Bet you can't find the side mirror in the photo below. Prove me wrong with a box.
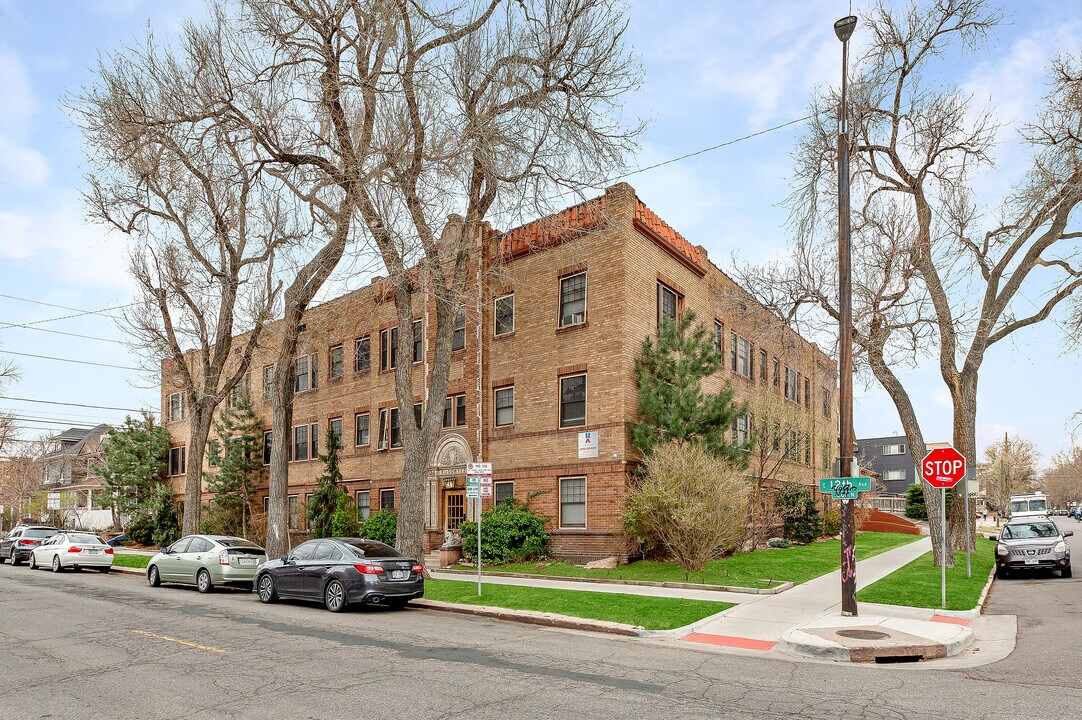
[281,555,291,564]
[1064,531,1074,538]
[160,546,172,554]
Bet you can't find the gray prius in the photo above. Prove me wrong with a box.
[147,535,268,592]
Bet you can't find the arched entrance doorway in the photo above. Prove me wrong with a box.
[427,433,474,546]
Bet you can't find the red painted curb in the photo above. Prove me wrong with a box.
[931,615,971,626]
[681,632,776,651]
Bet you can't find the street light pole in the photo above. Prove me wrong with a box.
[835,14,858,617]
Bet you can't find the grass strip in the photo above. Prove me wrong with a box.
[856,537,996,611]
[489,532,921,589]
[112,554,151,569]
[423,578,732,630]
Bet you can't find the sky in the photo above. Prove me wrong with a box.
[0,0,1080,466]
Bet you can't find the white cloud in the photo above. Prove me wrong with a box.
[0,48,49,188]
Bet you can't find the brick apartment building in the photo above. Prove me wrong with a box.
[162,183,838,561]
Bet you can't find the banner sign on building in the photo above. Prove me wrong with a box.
[578,431,599,459]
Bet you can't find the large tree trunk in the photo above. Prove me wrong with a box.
[949,372,979,553]
[266,316,303,559]
[183,401,213,536]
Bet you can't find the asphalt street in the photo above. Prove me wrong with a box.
[1,530,1079,720]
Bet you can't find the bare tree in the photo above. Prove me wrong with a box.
[207,0,641,559]
[1042,445,1082,509]
[76,35,304,535]
[980,433,1040,525]
[738,0,1082,565]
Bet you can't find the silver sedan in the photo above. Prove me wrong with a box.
[29,532,115,573]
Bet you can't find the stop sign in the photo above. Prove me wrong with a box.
[921,447,966,488]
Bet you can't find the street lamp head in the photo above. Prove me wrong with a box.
[834,15,857,43]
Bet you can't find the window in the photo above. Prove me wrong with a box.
[494,387,514,427]
[772,358,780,388]
[494,294,514,336]
[263,365,274,399]
[329,418,342,447]
[759,350,768,383]
[559,272,587,327]
[804,378,810,408]
[229,374,251,408]
[443,394,467,428]
[330,345,344,380]
[732,414,750,445]
[883,443,906,456]
[784,429,802,462]
[310,422,318,457]
[356,491,371,520]
[355,413,370,446]
[288,495,298,529]
[822,388,832,418]
[380,327,398,371]
[446,492,466,530]
[168,446,186,476]
[377,408,402,449]
[292,424,309,462]
[560,477,586,528]
[884,469,907,482]
[452,309,466,351]
[294,353,318,393]
[412,320,423,363]
[380,488,395,511]
[413,402,423,429]
[784,366,800,402]
[730,333,752,378]
[168,392,184,422]
[355,336,371,372]
[495,481,514,505]
[263,431,272,465]
[713,320,723,356]
[657,282,679,327]
[559,374,586,428]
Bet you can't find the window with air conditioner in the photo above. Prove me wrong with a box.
[559,272,586,328]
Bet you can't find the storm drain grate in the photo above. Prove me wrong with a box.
[874,655,922,664]
[835,629,890,640]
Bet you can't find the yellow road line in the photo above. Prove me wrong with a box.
[131,630,225,653]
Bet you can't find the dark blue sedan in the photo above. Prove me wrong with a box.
[254,538,424,612]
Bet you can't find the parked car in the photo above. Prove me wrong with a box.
[146,535,267,592]
[254,538,424,613]
[993,517,1073,579]
[0,526,59,565]
[105,534,129,547]
[28,532,114,573]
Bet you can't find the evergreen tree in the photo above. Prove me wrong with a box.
[904,483,928,520]
[205,392,264,538]
[150,484,180,547]
[308,424,345,538]
[330,493,360,537]
[93,412,172,526]
[628,311,747,467]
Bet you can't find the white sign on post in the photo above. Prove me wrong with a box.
[465,461,493,596]
[47,492,61,511]
[578,431,599,458]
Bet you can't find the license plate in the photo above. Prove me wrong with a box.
[390,570,407,579]
[86,550,100,555]
[239,558,257,566]
[1025,558,1039,565]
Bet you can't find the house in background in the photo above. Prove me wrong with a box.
[856,435,916,496]
[40,424,113,530]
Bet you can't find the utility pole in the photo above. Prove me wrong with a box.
[834,13,858,617]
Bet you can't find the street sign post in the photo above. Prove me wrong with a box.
[921,447,966,608]
[466,462,492,596]
[47,492,61,511]
[818,476,872,500]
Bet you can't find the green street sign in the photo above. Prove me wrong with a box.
[818,476,872,500]
[466,476,480,499]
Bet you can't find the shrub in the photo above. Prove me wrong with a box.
[623,442,749,576]
[904,483,928,520]
[126,514,155,546]
[150,485,180,547]
[461,501,549,563]
[821,508,842,537]
[330,493,360,538]
[776,482,821,544]
[358,509,397,547]
[767,537,789,549]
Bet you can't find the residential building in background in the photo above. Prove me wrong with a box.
[40,424,113,530]
[856,435,917,495]
[161,184,838,561]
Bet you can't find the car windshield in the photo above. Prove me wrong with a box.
[341,540,400,558]
[68,534,103,544]
[1002,522,1059,540]
[25,528,57,539]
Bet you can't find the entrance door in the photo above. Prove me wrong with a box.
[444,490,466,534]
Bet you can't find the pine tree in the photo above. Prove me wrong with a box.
[628,311,747,467]
[93,412,172,526]
[308,424,346,538]
[205,392,263,537]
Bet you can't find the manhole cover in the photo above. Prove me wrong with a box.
[836,629,890,640]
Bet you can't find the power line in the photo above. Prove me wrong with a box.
[0,395,159,414]
[7,417,100,428]
[0,320,128,345]
[0,349,144,372]
[0,301,138,331]
[0,293,125,317]
[0,407,125,422]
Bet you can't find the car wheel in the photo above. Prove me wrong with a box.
[324,580,347,613]
[1063,566,1073,578]
[28,553,37,570]
[51,555,62,573]
[256,574,278,604]
[196,569,213,594]
[147,565,161,587]
[10,552,21,566]
[98,567,110,574]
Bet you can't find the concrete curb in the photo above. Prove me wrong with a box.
[435,568,790,595]
[778,615,973,663]
[868,562,997,620]
[412,599,642,637]
[112,565,146,575]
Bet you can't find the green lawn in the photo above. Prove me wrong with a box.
[488,532,921,589]
[423,578,732,630]
[856,537,996,611]
[112,554,151,569]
